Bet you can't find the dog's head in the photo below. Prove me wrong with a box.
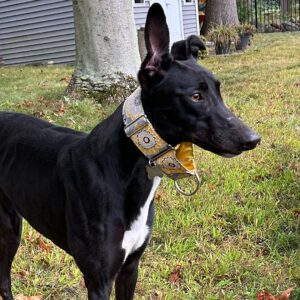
[138,4,260,157]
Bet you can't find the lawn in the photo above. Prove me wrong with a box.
[0,32,299,300]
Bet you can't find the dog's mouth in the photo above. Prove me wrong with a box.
[219,152,242,158]
[192,139,243,158]
[206,147,243,158]
[191,130,260,158]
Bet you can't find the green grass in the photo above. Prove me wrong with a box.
[0,32,299,300]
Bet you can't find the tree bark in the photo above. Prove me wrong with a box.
[201,0,240,35]
[280,0,290,16]
[71,0,140,95]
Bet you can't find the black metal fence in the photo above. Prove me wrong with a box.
[237,0,300,32]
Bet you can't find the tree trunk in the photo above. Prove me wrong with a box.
[280,0,290,16]
[201,0,240,35]
[71,0,140,97]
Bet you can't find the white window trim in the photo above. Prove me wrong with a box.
[195,0,200,35]
[133,0,146,6]
[183,0,195,5]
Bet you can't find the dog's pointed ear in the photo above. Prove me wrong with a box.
[139,3,171,91]
[143,3,170,73]
[171,35,206,60]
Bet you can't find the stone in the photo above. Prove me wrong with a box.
[281,21,300,31]
[264,25,277,33]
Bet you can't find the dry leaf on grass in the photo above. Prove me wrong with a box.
[277,288,294,300]
[168,265,182,287]
[155,192,162,201]
[257,291,277,300]
[36,236,51,252]
[257,287,293,300]
[15,270,27,284]
[59,100,65,115]
[60,76,71,82]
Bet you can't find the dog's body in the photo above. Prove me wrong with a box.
[0,4,260,300]
[0,107,155,299]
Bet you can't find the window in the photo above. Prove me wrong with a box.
[184,0,194,4]
[134,0,145,4]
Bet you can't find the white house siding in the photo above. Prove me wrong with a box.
[134,1,199,40]
[0,0,75,65]
[134,3,150,30]
[182,2,199,38]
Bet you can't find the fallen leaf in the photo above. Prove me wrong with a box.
[209,184,216,190]
[16,270,27,284]
[59,100,65,115]
[18,270,27,277]
[155,192,162,201]
[60,76,71,82]
[257,287,293,300]
[257,291,277,300]
[277,288,294,300]
[36,236,51,252]
[168,265,182,287]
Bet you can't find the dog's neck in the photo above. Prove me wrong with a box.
[80,103,154,222]
[85,104,149,180]
[122,88,197,181]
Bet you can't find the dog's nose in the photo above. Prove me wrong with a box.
[242,133,261,150]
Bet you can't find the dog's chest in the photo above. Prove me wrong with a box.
[122,177,161,261]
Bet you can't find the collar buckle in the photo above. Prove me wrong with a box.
[149,144,174,162]
[124,115,149,137]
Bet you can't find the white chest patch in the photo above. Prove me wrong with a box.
[122,176,161,262]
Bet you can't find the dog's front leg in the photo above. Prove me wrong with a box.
[115,257,139,300]
[115,244,147,300]
[85,276,113,300]
[72,255,114,300]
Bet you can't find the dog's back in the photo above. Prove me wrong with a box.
[0,112,87,250]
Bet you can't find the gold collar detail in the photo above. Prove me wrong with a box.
[123,88,199,193]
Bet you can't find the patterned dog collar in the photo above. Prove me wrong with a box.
[123,88,199,189]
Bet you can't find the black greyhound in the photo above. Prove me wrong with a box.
[0,4,260,300]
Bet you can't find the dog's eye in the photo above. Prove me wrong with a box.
[191,93,202,102]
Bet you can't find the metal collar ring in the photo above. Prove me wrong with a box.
[174,173,201,196]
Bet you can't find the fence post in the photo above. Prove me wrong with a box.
[254,0,258,29]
